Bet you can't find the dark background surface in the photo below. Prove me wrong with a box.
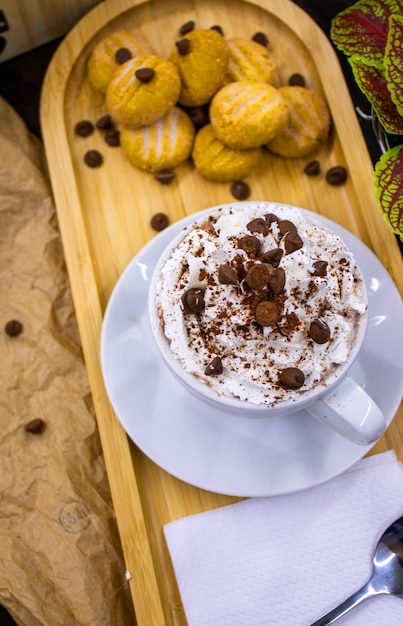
[0,1,398,624]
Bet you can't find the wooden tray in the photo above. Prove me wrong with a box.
[40,1,403,624]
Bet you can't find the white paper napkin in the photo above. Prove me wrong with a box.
[164,450,403,626]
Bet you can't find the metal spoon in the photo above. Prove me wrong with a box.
[309,516,403,625]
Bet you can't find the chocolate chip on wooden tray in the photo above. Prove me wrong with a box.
[251,31,269,47]
[74,120,94,137]
[150,212,170,230]
[154,171,176,185]
[304,160,320,176]
[288,72,306,86]
[95,114,113,130]
[104,129,120,146]
[5,319,23,336]
[210,24,224,35]
[231,180,250,200]
[25,418,46,434]
[326,165,347,185]
[179,20,195,35]
[84,149,103,168]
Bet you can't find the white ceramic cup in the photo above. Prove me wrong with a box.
[148,203,386,446]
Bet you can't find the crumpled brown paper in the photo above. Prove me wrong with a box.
[0,96,136,626]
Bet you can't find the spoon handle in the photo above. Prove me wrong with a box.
[308,581,375,625]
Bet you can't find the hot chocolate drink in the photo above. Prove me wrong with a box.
[153,202,367,406]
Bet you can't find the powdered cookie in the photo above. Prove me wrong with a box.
[192,124,260,182]
[225,38,278,85]
[87,30,153,94]
[169,29,229,106]
[106,55,181,127]
[266,86,330,158]
[120,107,195,172]
[210,81,288,149]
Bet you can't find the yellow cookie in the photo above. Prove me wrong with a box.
[266,86,331,157]
[87,30,153,94]
[225,38,278,85]
[192,124,261,182]
[120,107,195,172]
[169,29,229,106]
[210,81,289,150]
[106,55,181,127]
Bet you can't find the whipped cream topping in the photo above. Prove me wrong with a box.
[154,203,367,405]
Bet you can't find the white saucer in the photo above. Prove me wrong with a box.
[100,207,403,497]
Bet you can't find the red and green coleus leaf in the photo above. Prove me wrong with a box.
[349,57,403,133]
[374,145,403,239]
[331,0,402,67]
[385,14,403,116]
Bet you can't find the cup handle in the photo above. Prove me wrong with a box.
[307,377,386,445]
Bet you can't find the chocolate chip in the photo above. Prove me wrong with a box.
[176,38,191,55]
[188,106,209,127]
[309,318,331,344]
[84,150,103,167]
[252,32,269,47]
[237,235,261,257]
[205,356,223,376]
[246,264,270,289]
[5,319,23,337]
[279,367,305,389]
[255,301,280,327]
[278,219,297,237]
[231,180,250,200]
[311,260,328,277]
[218,264,238,285]
[154,170,176,185]
[268,267,286,295]
[150,212,170,231]
[247,218,269,236]
[283,231,304,254]
[326,165,347,185]
[288,72,306,86]
[264,213,279,226]
[179,20,195,35]
[304,160,320,176]
[259,248,283,267]
[135,67,155,83]
[104,129,120,146]
[95,114,113,130]
[181,288,205,313]
[210,24,224,36]
[115,47,132,64]
[74,120,94,137]
[25,418,46,434]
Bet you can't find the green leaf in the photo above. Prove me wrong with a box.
[385,14,403,116]
[374,145,403,239]
[331,0,402,67]
[349,57,403,133]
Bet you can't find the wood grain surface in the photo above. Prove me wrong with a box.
[40,1,403,624]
